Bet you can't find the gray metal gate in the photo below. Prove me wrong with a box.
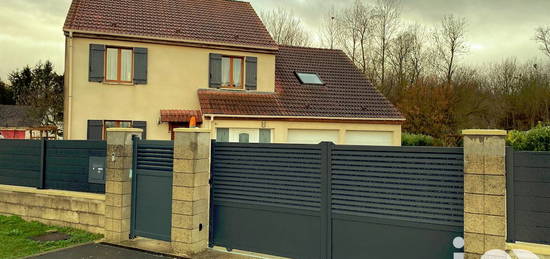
[210,142,464,259]
[507,148,550,245]
[131,139,174,241]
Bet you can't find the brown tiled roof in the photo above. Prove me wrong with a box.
[198,46,404,120]
[64,0,277,49]
[160,110,203,123]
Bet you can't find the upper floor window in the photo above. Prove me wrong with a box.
[106,47,133,83]
[209,54,257,90]
[221,56,243,88]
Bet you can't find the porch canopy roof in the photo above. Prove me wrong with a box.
[160,110,203,123]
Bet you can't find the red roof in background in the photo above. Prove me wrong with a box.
[160,110,203,123]
[64,0,277,49]
[199,46,404,120]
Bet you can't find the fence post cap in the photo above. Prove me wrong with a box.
[106,128,143,133]
[173,128,211,133]
[462,129,507,136]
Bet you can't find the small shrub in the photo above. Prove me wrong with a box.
[402,133,436,146]
[507,123,550,151]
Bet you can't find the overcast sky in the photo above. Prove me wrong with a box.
[0,0,549,81]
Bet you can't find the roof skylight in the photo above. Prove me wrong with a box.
[295,72,324,85]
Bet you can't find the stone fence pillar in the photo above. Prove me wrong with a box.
[104,128,142,243]
[462,129,507,259]
[171,128,211,256]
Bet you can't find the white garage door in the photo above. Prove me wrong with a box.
[345,131,393,146]
[287,129,339,144]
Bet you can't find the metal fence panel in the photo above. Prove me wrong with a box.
[210,142,465,259]
[45,140,106,193]
[0,140,41,187]
[0,139,106,193]
[508,149,550,245]
[211,142,323,259]
[330,145,464,259]
[131,139,173,242]
[331,145,464,227]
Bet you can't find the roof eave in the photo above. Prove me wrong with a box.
[63,29,279,53]
[202,113,406,123]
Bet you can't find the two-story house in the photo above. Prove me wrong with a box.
[63,0,404,145]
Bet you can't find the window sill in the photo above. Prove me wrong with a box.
[102,81,135,86]
[220,87,245,91]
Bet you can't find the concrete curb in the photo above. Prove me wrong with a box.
[100,242,188,259]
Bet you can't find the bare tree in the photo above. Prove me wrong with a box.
[320,7,341,49]
[407,24,430,83]
[339,0,375,72]
[535,26,550,58]
[432,14,468,84]
[339,2,362,63]
[260,9,311,47]
[388,29,414,88]
[488,58,519,95]
[372,0,401,87]
[356,1,375,73]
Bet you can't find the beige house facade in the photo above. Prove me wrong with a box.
[63,0,404,145]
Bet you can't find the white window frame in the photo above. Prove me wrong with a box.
[229,128,259,143]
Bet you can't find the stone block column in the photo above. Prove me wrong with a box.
[104,128,142,243]
[171,128,211,256]
[462,129,507,258]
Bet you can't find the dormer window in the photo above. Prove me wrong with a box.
[209,54,257,90]
[295,72,324,85]
[221,56,244,88]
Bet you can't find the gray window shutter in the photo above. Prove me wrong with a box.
[209,53,222,88]
[216,128,229,142]
[132,121,147,139]
[245,57,257,90]
[259,129,271,143]
[133,48,148,84]
[89,44,105,82]
[87,120,103,140]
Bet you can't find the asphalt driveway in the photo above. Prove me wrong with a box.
[28,243,258,259]
[28,243,178,259]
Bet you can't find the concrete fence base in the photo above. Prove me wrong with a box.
[0,184,105,234]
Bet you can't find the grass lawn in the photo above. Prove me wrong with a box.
[0,215,103,259]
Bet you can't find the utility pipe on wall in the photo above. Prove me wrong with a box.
[66,31,74,139]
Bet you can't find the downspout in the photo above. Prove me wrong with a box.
[66,31,74,139]
[210,115,215,139]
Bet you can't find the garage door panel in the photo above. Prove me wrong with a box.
[345,131,393,146]
[287,129,339,144]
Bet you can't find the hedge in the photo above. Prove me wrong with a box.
[402,133,439,146]
[507,123,550,151]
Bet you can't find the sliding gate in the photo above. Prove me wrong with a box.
[210,142,464,259]
[130,139,174,241]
